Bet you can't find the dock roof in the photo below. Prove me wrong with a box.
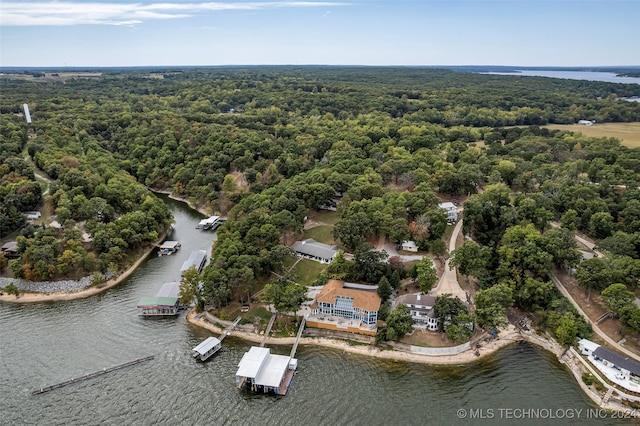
[236,346,270,379]
[156,282,180,298]
[136,296,178,307]
[180,250,207,273]
[160,241,181,249]
[192,337,221,355]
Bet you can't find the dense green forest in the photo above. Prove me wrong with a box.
[1,67,640,341]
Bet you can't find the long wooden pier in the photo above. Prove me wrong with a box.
[32,355,154,395]
[290,315,307,359]
[219,316,242,342]
[260,313,278,347]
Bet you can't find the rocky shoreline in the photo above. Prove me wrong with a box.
[0,276,96,293]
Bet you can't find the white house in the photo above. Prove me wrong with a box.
[292,239,338,264]
[578,339,640,393]
[438,202,458,223]
[401,240,418,253]
[395,293,439,331]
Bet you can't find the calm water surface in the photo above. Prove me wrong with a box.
[0,198,631,425]
[484,70,640,85]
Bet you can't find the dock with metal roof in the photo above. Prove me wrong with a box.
[180,250,208,275]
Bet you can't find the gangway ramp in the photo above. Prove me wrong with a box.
[290,315,308,359]
[219,316,242,342]
[260,313,277,347]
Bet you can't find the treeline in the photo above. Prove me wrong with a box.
[1,67,639,309]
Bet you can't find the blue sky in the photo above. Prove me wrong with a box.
[1,0,638,67]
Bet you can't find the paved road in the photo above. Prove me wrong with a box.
[550,274,640,361]
[431,219,467,301]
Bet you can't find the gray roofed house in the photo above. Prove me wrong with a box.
[593,346,640,377]
[292,239,338,264]
[395,293,439,330]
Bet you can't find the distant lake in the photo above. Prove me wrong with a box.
[483,70,640,85]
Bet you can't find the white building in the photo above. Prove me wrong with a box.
[235,347,297,395]
[395,293,439,331]
[578,339,640,393]
[401,240,418,253]
[438,202,458,223]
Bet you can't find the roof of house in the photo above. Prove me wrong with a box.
[136,296,178,307]
[192,337,221,355]
[315,279,381,312]
[578,339,600,353]
[438,202,457,210]
[396,293,436,308]
[292,239,338,260]
[593,346,640,376]
[1,241,18,252]
[402,240,417,248]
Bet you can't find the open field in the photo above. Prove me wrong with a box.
[544,122,640,148]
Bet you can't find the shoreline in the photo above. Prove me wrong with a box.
[186,310,632,410]
[0,228,169,304]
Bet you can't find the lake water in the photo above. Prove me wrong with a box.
[0,198,628,425]
[484,70,640,85]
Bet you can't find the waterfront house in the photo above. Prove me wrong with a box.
[395,293,439,331]
[235,347,297,395]
[307,280,381,335]
[578,339,640,392]
[292,239,338,264]
[438,202,458,223]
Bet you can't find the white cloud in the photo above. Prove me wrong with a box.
[1,1,347,26]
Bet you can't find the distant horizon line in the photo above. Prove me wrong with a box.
[2,64,640,71]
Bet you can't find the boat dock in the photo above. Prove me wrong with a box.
[235,315,306,396]
[32,355,154,395]
[180,250,208,275]
[196,216,224,231]
[158,240,181,256]
[137,282,181,316]
[191,316,242,361]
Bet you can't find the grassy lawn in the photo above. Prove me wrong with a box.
[291,258,327,286]
[543,123,640,148]
[307,210,341,226]
[303,225,335,245]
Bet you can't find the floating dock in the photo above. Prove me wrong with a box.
[158,240,181,256]
[137,282,180,316]
[180,250,208,275]
[191,316,241,361]
[236,315,306,395]
[196,216,223,231]
[32,355,154,395]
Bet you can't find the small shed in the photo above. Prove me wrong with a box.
[401,240,418,252]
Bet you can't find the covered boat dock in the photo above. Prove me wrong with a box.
[180,250,208,275]
[196,216,223,231]
[192,337,222,361]
[136,296,179,316]
[158,240,181,256]
[235,347,297,395]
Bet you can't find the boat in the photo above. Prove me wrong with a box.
[158,240,181,256]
